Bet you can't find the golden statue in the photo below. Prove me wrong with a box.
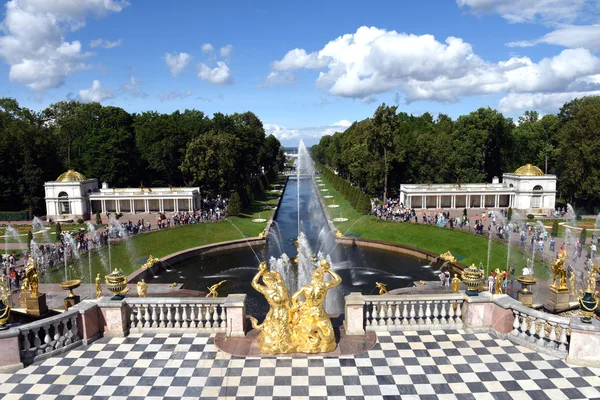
[258,229,267,239]
[95,273,102,299]
[569,271,576,295]
[375,282,389,295]
[335,228,343,238]
[25,259,39,298]
[439,251,457,265]
[452,274,461,293]
[249,262,295,354]
[290,259,342,353]
[494,269,505,294]
[0,276,9,329]
[19,279,27,307]
[206,280,227,298]
[142,255,160,270]
[137,279,148,298]
[551,252,568,290]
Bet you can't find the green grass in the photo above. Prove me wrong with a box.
[317,174,550,279]
[0,224,88,243]
[44,178,284,284]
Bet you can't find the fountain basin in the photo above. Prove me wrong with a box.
[328,205,340,208]
[333,218,348,222]
[318,184,325,186]
[323,195,334,199]
[60,279,81,297]
[321,189,329,192]
[252,218,268,223]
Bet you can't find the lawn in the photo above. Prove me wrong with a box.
[316,173,550,279]
[44,178,284,284]
[539,218,599,238]
[0,224,88,243]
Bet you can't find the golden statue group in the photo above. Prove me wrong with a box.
[250,258,341,354]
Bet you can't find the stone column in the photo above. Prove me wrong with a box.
[159,199,164,213]
[480,195,485,209]
[436,196,440,209]
[174,198,179,212]
[466,195,470,208]
[344,292,366,335]
[224,294,247,337]
[422,195,426,209]
[97,297,129,337]
[101,199,106,213]
[494,195,499,208]
[116,199,121,213]
[567,318,600,366]
[188,198,193,212]
[0,329,23,372]
[144,199,149,213]
[130,199,135,214]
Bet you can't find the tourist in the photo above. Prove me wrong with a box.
[502,270,508,291]
[550,237,556,252]
[592,243,597,258]
[440,271,445,286]
[487,273,495,292]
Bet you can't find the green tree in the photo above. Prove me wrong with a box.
[227,192,242,216]
[55,222,62,241]
[95,211,101,225]
[580,228,588,244]
[27,230,33,249]
[551,220,559,237]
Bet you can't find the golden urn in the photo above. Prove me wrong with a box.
[105,269,130,299]
[60,279,81,298]
[461,264,484,296]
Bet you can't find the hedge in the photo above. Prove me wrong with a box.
[0,210,29,221]
[317,162,372,215]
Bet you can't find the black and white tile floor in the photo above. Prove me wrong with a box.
[1,330,599,400]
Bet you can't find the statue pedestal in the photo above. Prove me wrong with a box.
[518,290,534,308]
[64,295,80,310]
[544,287,570,313]
[26,293,48,317]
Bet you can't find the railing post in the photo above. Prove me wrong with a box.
[224,294,246,337]
[71,301,101,345]
[98,297,129,337]
[0,329,23,372]
[344,292,366,335]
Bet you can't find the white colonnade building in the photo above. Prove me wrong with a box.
[45,170,201,221]
[399,164,556,216]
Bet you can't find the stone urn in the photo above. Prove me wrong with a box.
[516,275,537,308]
[579,290,598,324]
[60,279,81,310]
[461,264,484,296]
[105,269,130,300]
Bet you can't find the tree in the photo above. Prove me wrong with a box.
[227,192,242,216]
[551,220,559,237]
[27,230,33,249]
[95,211,101,225]
[580,228,588,245]
[507,207,513,223]
[55,222,62,242]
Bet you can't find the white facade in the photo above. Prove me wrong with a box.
[45,170,201,221]
[399,164,557,215]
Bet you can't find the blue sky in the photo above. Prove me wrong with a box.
[1,0,600,146]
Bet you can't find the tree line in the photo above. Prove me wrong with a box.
[310,96,600,213]
[0,98,285,216]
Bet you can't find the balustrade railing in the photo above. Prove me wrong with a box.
[362,294,464,330]
[127,297,232,333]
[510,305,570,355]
[19,309,81,364]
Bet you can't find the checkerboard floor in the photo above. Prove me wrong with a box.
[1,330,600,400]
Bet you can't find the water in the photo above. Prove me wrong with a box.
[85,222,109,273]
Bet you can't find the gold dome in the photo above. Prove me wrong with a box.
[514,164,544,176]
[56,169,87,182]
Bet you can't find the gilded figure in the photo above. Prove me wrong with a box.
[137,279,148,298]
[551,252,568,290]
[451,274,461,293]
[569,271,576,295]
[494,269,505,294]
[375,282,389,295]
[206,280,227,298]
[249,262,295,354]
[290,259,341,353]
[25,259,39,298]
[95,273,102,299]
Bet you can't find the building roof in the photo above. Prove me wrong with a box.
[514,164,544,176]
[56,169,87,182]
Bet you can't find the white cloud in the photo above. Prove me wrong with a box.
[456,0,589,23]
[197,61,232,84]
[0,0,128,91]
[78,80,113,103]
[260,71,297,88]
[265,120,352,142]
[220,44,233,58]
[90,38,121,49]
[268,26,600,114]
[164,52,191,76]
[507,25,600,51]
[159,90,192,102]
[201,43,214,53]
[123,75,146,98]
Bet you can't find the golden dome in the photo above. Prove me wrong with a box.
[56,169,87,182]
[514,164,544,176]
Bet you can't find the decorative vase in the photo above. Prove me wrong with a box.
[0,300,9,331]
[461,264,484,296]
[579,290,598,324]
[105,269,130,300]
[60,279,81,298]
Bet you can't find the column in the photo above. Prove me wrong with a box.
[144,199,149,213]
[422,196,426,209]
[451,195,456,209]
[436,196,440,209]
[130,199,135,214]
[159,199,164,213]
[494,195,499,208]
[101,200,106,213]
[188,198,193,212]
[480,195,485,209]
[116,199,120,213]
[174,198,179,212]
[466,195,470,208]
[407,196,411,208]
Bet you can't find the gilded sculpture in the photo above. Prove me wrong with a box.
[494,268,505,294]
[142,255,160,270]
[251,258,342,354]
[551,251,568,290]
[206,280,227,298]
[0,275,9,330]
[95,273,102,299]
[439,251,457,265]
[451,274,461,293]
[137,279,148,297]
[375,282,389,295]
[25,259,39,298]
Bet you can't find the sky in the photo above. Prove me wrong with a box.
[1,0,600,146]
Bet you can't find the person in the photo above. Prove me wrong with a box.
[592,243,597,258]
[444,270,450,287]
[487,273,495,292]
[502,270,508,291]
[440,271,446,286]
[550,237,556,252]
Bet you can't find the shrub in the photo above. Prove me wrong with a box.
[55,222,62,242]
[228,192,242,216]
[357,195,372,214]
[551,220,559,237]
[527,214,535,221]
[507,207,513,223]
[0,210,28,221]
[77,218,84,225]
[580,227,587,244]
[246,185,253,202]
[27,230,33,248]
[95,211,101,225]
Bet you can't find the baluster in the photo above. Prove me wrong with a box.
[151,304,158,328]
[61,321,70,347]
[176,304,183,328]
[386,302,393,326]
[448,301,455,324]
[455,301,462,323]
[137,306,144,328]
[166,304,173,328]
[199,305,206,328]
[372,302,379,326]
[409,302,416,325]
[417,302,424,324]
[393,301,401,325]
[365,302,371,327]
[439,301,447,324]
[70,316,79,342]
[130,307,137,329]
[144,305,152,328]
[378,302,387,326]
[189,304,197,328]
[159,304,166,328]
[21,330,31,352]
[548,322,558,348]
[32,327,42,353]
[43,325,52,351]
[53,322,61,349]
[220,306,227,328]
[559,324,568,351]
[432,301,439,324]
[181,304,189,328]
[537,319,547,346]
[512,312,520,336]
[425,302,432,325]
[520,315,529,339]
[528,317,537,342]
[205,305,212,328]
[212,305,219,328]
[402,302,409,325]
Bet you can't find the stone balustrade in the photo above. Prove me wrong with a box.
[509,304,570,357]
[126,295,246,335]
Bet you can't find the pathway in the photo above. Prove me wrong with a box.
[1,330,599,400]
